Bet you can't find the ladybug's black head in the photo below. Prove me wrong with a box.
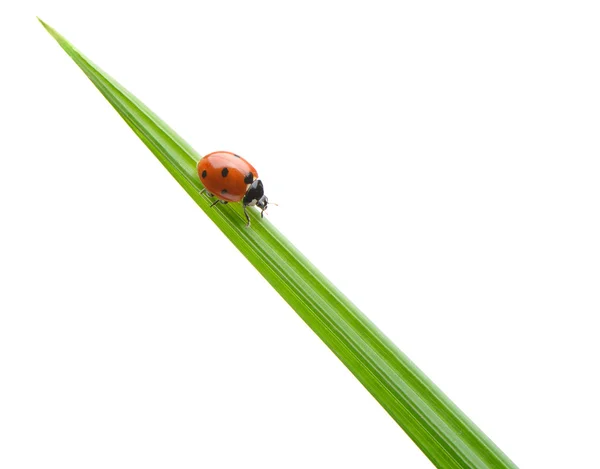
[243,179,269,217]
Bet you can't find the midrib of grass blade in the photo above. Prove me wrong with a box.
[39,19,518,469]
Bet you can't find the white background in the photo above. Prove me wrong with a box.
[1,1,599,468]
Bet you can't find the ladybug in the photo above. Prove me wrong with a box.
[197,151,269,226]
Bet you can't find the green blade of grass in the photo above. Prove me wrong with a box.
[40,19,518,469]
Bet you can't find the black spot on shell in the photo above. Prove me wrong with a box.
[221,189,228,195]
[221,167,229,177]
[244,172,254,184]
[201,170,207,178]
[234,154,241,158]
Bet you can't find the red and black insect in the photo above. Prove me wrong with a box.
[197,151,269,226]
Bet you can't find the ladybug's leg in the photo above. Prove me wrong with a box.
[210,200,228,207]
[209,199,228,208]
[243,205,251,227]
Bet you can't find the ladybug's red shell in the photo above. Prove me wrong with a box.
[197,151,258,203]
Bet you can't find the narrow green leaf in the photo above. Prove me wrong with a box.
[40,19,518,469]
